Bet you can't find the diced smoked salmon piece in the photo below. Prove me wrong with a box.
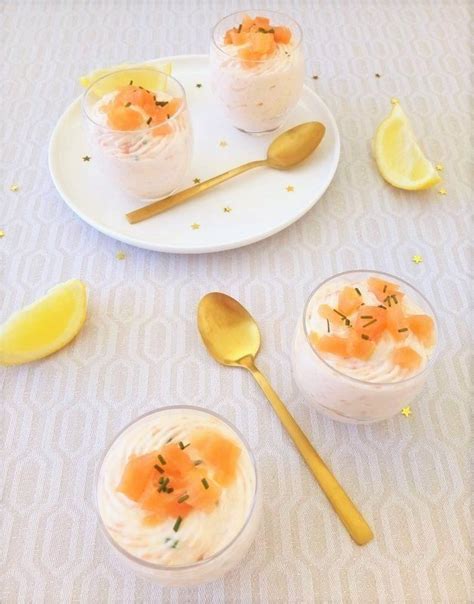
[407,315,435,347]
[367,276,404,303]
[117,452,158,501]
[348,332,376,360]
[274,26,291,43]
[353,306,387,342]
[318,304,347,326]
[392,346,422,370]
[191,429,241,486]
[314,335,349,357]
[338,286,362,317]
[386,304,409,342]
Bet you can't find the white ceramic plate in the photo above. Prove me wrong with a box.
[49,55,340,254]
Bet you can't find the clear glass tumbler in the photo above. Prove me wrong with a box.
[210,10,305,133]
[96,406,261,586]
[292,270,438,423]
[82,67,193,201]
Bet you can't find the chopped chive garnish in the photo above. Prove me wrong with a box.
[124,102,131,107]
[333,309,346,319]
[392,295,398,304]
[398,327,408,332]
[166,113,170,119]
[201,478,209,490]
[165,537,171,543]
[355,287,362,296]
[361,334,370,340]
[326,319,330,333]
[345,319,351,326]
[158,476,164,484]
[173,516,183,532]
[378,305,387,309]
[167,487,174,493]
[385,296,392,307]
[155,100,168,107]
[129,80,133,85]
[179,441,190,450]
[361,315,373,319]
[362,319,377,328]
[154,464,164,474]
[138,85,144,89]
[172,540,179,548]
[146,116,152,125]
[194,460,203,466]
[237,23,242,32]
[158,454,166,465]
[383,284,387,293]
[177,494,189,504]
[166,437,173,443]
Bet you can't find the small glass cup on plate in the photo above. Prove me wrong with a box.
[210,10,305,134]
[82,67,193,201]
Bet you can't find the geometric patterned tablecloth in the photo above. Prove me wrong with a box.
[1,1,471,602]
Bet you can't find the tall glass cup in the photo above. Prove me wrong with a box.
[210,10,305,133]
[82,68,193,201]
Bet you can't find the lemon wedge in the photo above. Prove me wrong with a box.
[0,279,87,366]
[373,102,441,190]
[79,61,172,97]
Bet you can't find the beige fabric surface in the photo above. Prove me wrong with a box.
[1,1,471,602]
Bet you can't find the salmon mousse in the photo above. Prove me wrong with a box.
[292,271,437,423]
[82,69,192,200]
[210,11,305,133]
[97,407,261,586]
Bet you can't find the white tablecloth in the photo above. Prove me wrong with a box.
[1,1,471,602]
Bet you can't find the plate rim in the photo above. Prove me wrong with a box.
[48,53,340,254]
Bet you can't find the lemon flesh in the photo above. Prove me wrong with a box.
[374,103,441,190]
[80,61,172,97]
[0,279,87,366]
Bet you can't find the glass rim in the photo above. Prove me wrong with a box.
[95,404,259,572]
[302,269,439,387]
[81,67,187,133]
[210,8,303,62]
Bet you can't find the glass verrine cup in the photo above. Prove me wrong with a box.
[82,68,193,201]
[210,10,305,134]
[96,406,261,586]
[292,270,438,424]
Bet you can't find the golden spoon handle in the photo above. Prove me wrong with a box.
[126,159,267,224]
[243,359,374,546]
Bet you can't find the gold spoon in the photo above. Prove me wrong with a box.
[126,121,325,224]
[197,292,374,546]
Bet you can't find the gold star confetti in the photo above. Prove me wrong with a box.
[193,177,201,184]
[191,222,200,230]
[391,97,399,105]
[219,140,228,148]
[437,188,447,195]
[286,185,295,192]
[375,73,381,78]
[223,206,232,213]
[401,406,412,417]
[82,155,91,162]
[412,254,423,264]
[115,251,126,260]
[10,184,19,192]
[435,163,443,171]
[196,83,202,88]
[312,75,319,80]
[0,230,5,238]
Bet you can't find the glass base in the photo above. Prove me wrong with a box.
[235,124,281,136]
